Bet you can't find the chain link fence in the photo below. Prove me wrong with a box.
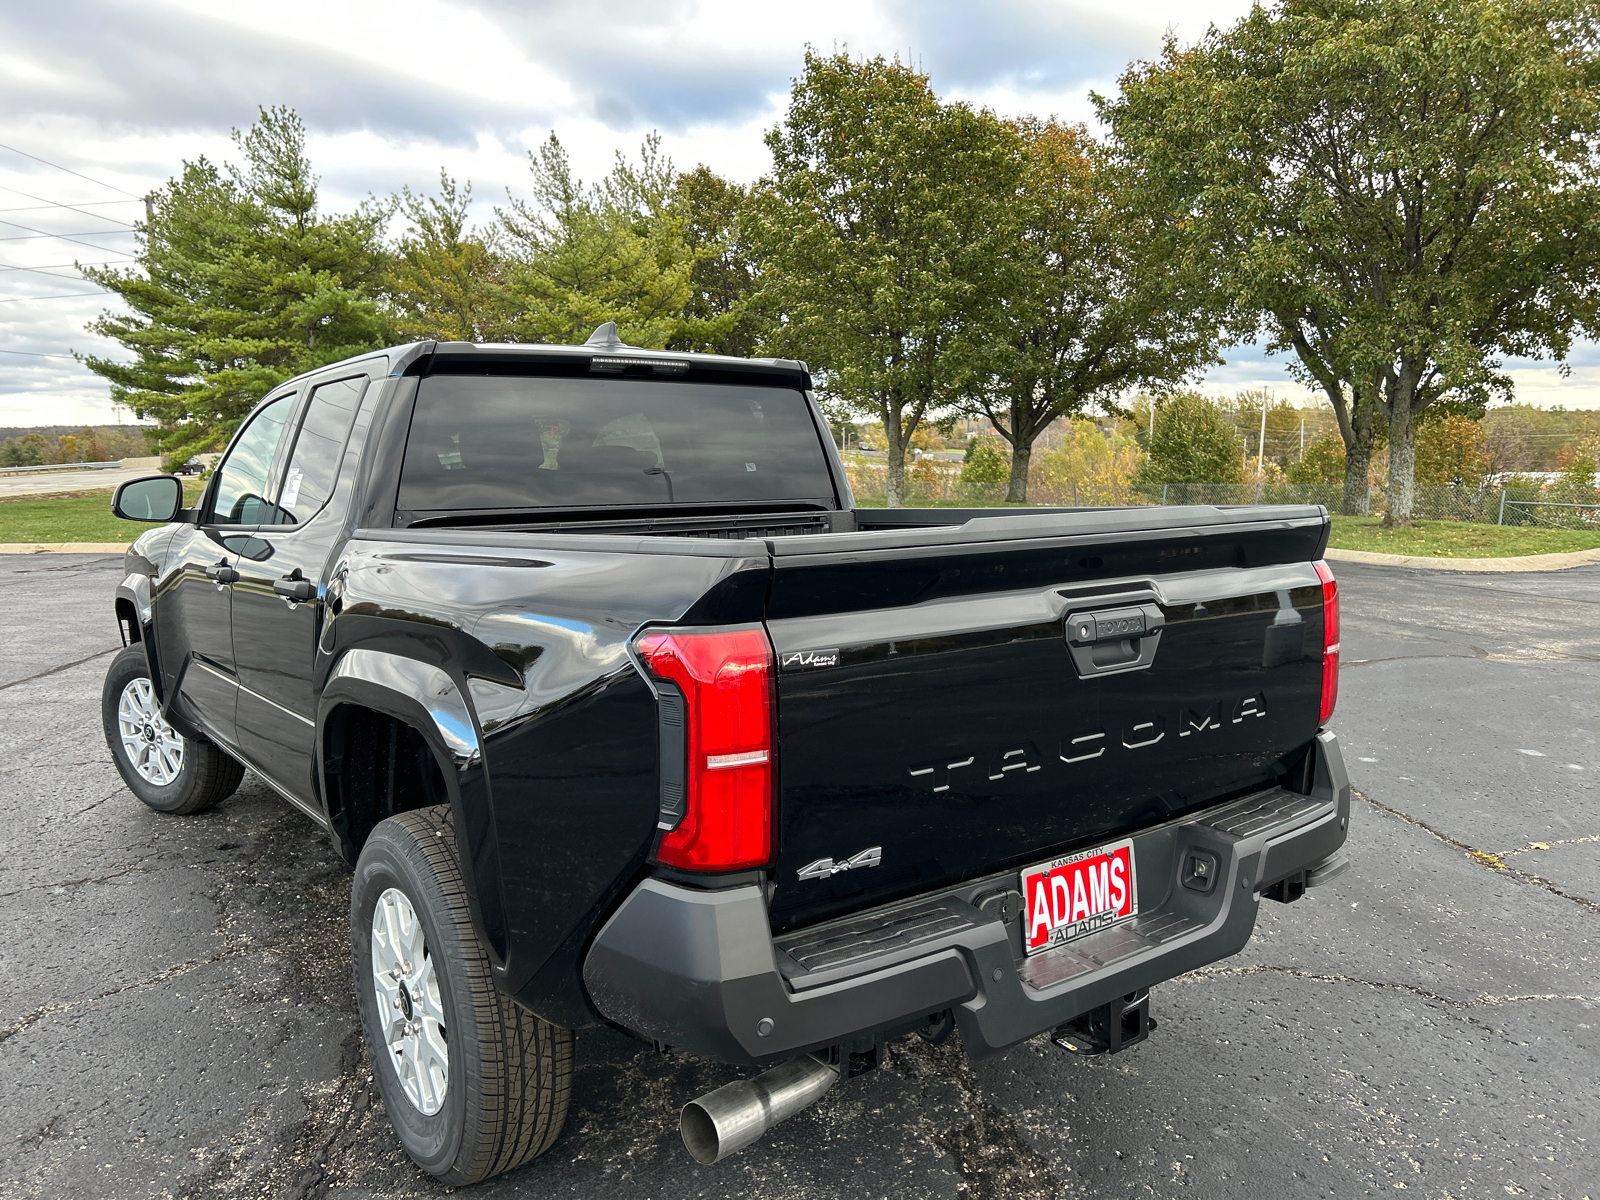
[845,461,1600,528]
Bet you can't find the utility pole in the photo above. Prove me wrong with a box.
[1256,392,1269,480]
[1299,417,1305,459]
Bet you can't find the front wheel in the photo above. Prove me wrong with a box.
[101,645,244,815]
[352,807,573,1185]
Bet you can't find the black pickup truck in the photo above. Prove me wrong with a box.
[102,327,1349,1184]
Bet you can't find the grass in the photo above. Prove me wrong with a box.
[0,484,203,544]
[857,497,1599,557]
[1325,516,1600,558]
[7,487,1595,558]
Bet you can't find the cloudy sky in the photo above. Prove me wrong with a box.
[2,0,1597,428]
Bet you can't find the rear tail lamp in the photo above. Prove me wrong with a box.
[635,627,774,871]
[1313,560,1340,725]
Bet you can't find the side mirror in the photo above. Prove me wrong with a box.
[111,475,184,523]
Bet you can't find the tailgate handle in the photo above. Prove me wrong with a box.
[1065,603,1165,676]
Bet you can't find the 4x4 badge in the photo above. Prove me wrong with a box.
[797,846,882,881]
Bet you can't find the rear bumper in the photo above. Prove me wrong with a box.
[582,730,1350,1066]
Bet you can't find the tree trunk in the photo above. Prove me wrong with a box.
[1006,440,1032,503]
[1382,382,1418,527]
[1341,397,1375,516]
[884,404,907,509]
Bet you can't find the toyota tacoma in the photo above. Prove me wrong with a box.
[103,326,1350,1183]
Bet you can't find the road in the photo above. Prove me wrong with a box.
[1,553,1595,1199]
[0,467,159,500]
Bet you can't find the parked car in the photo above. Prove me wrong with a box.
[104,325,1349,1184]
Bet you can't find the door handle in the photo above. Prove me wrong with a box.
[272,575,317,603]
[1065,603,1165,676]
[204,561,239,584]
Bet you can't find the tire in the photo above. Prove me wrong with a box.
[352,806,573,1185]
[101,644,245,815]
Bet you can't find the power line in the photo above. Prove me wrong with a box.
[0,200,138,215]
[0,259,136,273]
[0,348,131,364]
[0,290,112,304]
[0,220,135,253]
[0,141,142,199]
[0,184,136,229]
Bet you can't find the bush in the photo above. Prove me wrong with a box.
[960,437,1011,484]
[1135,393,1244,484]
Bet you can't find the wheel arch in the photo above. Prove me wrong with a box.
[319,647,509,963]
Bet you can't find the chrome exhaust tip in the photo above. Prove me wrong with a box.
[680,1055,840,1164]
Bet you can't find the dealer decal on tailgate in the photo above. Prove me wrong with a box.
[1022,838,1137,955]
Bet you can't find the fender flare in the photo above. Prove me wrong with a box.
[114,572,161,696]
[318,647,510,961]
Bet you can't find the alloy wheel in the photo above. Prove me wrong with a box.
[371,887,450,1115]
[117,676,184,786]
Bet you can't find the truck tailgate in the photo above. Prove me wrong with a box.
[762,506,1330,932]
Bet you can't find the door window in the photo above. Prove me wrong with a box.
[268,376,367,525]
[206,395,294,526]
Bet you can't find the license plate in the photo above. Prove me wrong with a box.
[1021,837,1138,956]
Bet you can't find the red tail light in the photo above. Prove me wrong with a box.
[635,627,774,871]
[1314,560,1340,725]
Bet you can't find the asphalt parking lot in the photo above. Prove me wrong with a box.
[1,553,1595,1199]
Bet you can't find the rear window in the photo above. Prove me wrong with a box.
[397,376,836,516]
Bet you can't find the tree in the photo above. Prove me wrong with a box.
[387,172,511,342]
[1134,392,1246,484]
[669,166,767,357]
[81,108,392,464]
[1413,414,1490,486]
[968,120,1221,502]
[497,134,692,348]
[1287,430,1350,485]
[960,437,1011,486]
[1103,0,1600,524]
[751,52,1021,506]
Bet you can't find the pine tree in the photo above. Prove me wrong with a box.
[81,107,393,465]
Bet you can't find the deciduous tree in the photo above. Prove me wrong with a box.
[1103,0,1600,523]
[751,52,1020,506]
[969,120,1221,502]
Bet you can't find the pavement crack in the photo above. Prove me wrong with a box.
[1500,832,1600,857]
[1179,963,1600,1009]
[0,858,165,898]
[1354,788,1600,915]
[0,645,119,692]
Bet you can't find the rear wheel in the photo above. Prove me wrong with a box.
[352,806,573,1185]
[101,645,244,815]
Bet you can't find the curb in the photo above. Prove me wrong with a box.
[1325,546,1600,573]
[0,543,130,555]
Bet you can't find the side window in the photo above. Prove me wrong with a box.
[206,395,294,526]
[269,376,367,525]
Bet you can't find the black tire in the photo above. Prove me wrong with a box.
[101,644,245,815]
[352,806,573,1185]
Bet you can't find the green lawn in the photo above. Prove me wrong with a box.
[0,484,203,544]
[1326,516,1600,557]
[7,489,1595,558]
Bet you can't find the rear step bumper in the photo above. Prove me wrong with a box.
[583,730,1350,1066]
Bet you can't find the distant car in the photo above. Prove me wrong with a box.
[172,458,204,475]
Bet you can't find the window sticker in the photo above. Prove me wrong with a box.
[437,433,464,470]
[745,463,758,472]
[280,467,304,510]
